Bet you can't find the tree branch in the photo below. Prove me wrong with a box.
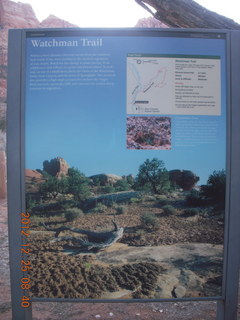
[41,222,124,251]
[135,0,240,29]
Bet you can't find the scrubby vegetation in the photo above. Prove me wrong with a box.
[27,159,226,300]
[27,157,226,223]
[141,212,159,229]
[183,208,200,217]
[162,204,177,215]
[65,208,83,221]
[115,205,128,215]
[135,158,173,194]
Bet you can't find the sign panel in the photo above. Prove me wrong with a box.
[10,29,231,304]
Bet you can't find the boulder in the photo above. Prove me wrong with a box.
[90,173,122,186]
[43,157,69,178]
[169,169,200,191]
[172,285,187,298]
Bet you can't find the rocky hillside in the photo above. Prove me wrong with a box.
[0,0,77,198]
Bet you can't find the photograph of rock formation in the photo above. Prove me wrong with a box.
[127,117,171,150]
[26,156,225,300]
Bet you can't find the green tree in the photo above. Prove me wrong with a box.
[39,176,61,199]
[135,158,170,194]
[57,177,69,194]
[67,168,91,203]
[201,170,226,205]
[115,179,131,192]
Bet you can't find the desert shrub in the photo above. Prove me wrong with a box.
[115,205,128,215]
[114,179,131,192]
[136,229,145,236]
[65,208,83,221]
[107,201,118,209]
[102,185,116,194]
[158,199,169,206]
[201,170,226,206]
[26,194,37,211]
[155,194,167,200]
[142,195,156,202]
[162,204,177,215]
[129,197,141,204]
[184,208,200,216]
[141,212,158,229]
[185,189,205,207]
[31,200,77,215]
[61,200,78,210]
[91,203,108,214]
[126,175,135,186]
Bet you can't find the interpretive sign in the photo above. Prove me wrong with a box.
[7,28,240,319]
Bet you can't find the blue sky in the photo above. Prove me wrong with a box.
[25,31,227,184]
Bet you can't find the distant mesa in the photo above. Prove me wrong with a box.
[25,169,42,179]
[169,169,200,191]
[25,169,44,186]
[40,15,78,28]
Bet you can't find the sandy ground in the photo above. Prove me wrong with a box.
[0,199,239,320]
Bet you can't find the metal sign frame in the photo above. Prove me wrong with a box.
[7,28,240,320]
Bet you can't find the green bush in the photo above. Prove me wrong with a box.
[158,199,169,206]
[115,180,131,192]
[115,205,128,215]
[102,185,116,194]
[141,212,158,229]
[185,189,204,207]
[162,204,177,215]
[129,197,141,204]
[155,194,167,200]
[91,203,108,214]
[184,208,200,216]
[142,195,156,202]
[65,208,83,221]
[107,201,118,209]
[26,194,37,211]
[31,200,77,216]
[201,170,226,206]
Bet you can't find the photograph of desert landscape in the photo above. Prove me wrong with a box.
[26,156,225,300]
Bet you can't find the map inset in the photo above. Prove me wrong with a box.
[127,55,173,115]
[127,54,221,116]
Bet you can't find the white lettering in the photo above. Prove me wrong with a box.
[81,38,103,47]
[31,39,79,47]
